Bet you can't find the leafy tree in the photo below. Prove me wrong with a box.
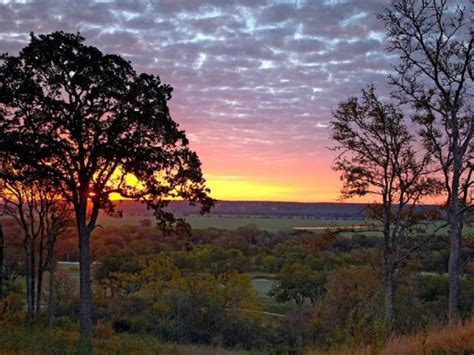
[331,87,442,332]
[270,263,326,306]
[0,32,213,341]
[182,245,248,276]
[104,253,261,347]
[314,266,385,348]
[213,271,259,311]
[94,252,140,298]
[379,0,473,324]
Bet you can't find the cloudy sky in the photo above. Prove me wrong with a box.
[0,0,398,202]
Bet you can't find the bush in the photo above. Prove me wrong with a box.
[93,321,115,339]
[52,316,78,331]
[0,292,24,322]
[314,266,386,348]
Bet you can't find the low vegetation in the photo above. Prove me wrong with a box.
[1,220,473,352]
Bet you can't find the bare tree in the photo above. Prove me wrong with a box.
[379,0,473,324]
[331,87,442,333]
[46,199,73,326]
[0,164,73,319]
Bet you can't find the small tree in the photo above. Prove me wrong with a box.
[0,32,213,342]
[331,87,442,333]
[269,263,326,306]
[0,162,73,319]
[379,0,473,324]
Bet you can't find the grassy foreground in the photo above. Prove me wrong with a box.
[1,319,473,354]
[311,320,474,355]
[0,322,243,355]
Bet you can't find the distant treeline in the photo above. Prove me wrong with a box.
[115,200,442,220]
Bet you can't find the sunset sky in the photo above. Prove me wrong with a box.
[0,0,396,202]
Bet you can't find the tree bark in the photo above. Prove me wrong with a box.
[77,194,101,350]
[36,265,43,317]
[47,254,56,327]
[448,144,462,325]
[47,229,57,327]
[78,213,93,341]
[448,205,461,325]
[384,264,394,334]
[30,242,36,316]
[36,230,46,317]
[24,240,34,319]
[382,200,394,335]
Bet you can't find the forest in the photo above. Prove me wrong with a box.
[0,0,472,354]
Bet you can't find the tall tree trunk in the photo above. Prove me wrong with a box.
[0,224,4,299]
[36,231,45,317]
[384,263,394,335]
[448,224,461,325]
[78,217,93,342]
[47,254,56,327]
[24,240,34,319]
[382,200,394,335]
[448,210,461,325]
[36,266,43,317]
[47,230,57,327]
[448,153,462,325]
[77,195,101,351]
[30,242,36,316]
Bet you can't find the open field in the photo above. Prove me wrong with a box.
[98,215,367,232]
[98,214,474,234]
[251,278,274,296]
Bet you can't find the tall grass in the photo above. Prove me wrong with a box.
[0,321,245,355]
[309,319,474,354]
[381,319,474,354]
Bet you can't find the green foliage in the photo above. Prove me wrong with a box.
[2,220,470,351]
[314,266,386,348]
[0,292,24,322]
[94,252,264,348]
[171,245,249,275]
[269,263,326,305]
[395,274,474,332]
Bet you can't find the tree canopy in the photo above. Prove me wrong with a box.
[0,31,213,228]
[0,31,213,341]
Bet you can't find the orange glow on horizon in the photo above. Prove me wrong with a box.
[203,174,341,202]
[107,165,444,204]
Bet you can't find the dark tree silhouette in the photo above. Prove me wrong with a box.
[0,160,73,319]
[331,87,442,333]
[379,0,473,324]
[0,32,213,343]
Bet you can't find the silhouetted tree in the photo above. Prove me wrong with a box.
[0,32,213,343]
[379,0,473,324]
[331,87,442,333]
[0,162,73,319]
